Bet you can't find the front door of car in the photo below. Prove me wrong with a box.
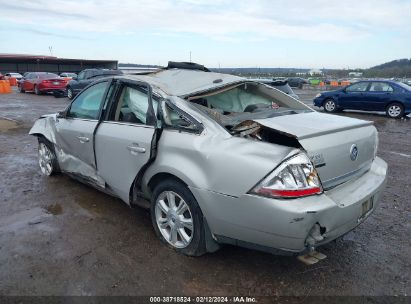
[338,82,370,109]
[94,81,157,203]
[56,80,110,170]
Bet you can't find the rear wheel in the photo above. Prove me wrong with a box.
[150,179,207,256]
[323,98,337,113]
[18,85,25,93]
[38,137,59,176]
[386,102,404,118]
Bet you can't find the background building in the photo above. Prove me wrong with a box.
[0,54,118,74]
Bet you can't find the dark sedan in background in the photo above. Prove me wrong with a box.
[250,78,299,99]
[66,68,123,99]
[18,72,67,95]
[287,77,308,88]
[313,80,411,118]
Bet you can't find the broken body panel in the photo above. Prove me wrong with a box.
[29,68,388,255]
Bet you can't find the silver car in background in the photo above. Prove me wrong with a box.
[30,62,387,256]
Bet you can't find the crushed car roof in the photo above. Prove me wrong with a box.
[120,69,244,97]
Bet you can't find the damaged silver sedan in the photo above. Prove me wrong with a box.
[30,63,388,256]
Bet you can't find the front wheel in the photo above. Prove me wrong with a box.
[67,87,74,99]
[150,179,207,256]
[323,98,337,113]
[34,85,41,95]
[386,102,404,118]
[38,137,59,176]
[18,85,25,93]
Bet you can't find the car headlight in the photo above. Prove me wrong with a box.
[315,93,322,98]
[250,153,323,198]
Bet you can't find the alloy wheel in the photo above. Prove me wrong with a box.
[67,88,73,99]
[324,100,336,112]
[38,142,54,176]
[155,191,194,248]
[387,105,402,118]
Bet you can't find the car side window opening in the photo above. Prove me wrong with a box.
[346,82,369,92]
[161,102,197,130]
[68,81,108,119]
[369,82,393,92]
[111,85,157,125]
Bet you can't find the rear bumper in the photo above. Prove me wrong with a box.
[190,157,388,254]
[38,84,67,93]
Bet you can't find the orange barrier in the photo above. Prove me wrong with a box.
[319,82,325,86]
[340,81,350,86]
[330,81,339,87]
[9,77,17,86]
[0,80,12,94]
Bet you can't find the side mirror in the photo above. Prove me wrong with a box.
[57,111,67,118]
[72,76,77,81]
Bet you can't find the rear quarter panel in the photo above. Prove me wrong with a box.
[142,129,294,198]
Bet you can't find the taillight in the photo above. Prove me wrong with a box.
[250,152,323,199]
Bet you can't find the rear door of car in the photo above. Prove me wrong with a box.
[366,82,394,111]
[56,80,112,169]
[94,80,157,203]
[339,81,370,109]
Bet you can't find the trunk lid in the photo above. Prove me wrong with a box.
[255,112,377,189]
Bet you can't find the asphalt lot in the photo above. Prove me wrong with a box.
[0,88,410,297]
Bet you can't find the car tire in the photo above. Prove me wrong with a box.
[37,137,60,176]
[34,85,41,95]
[150,179,207,256]
[386,102,404,119]
[323,98,338,113]
[67,87,74,99]
[18,85,25,93]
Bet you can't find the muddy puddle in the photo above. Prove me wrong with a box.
[0,118,19,132]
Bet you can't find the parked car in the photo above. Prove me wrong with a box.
[5,72,23,80]
[287,77,308,88]
[18,72,67,95]
[66,69,123,99]
[30,62,387,257]
[313,80,411,118]
[250,78,299,99]
[60,72,77,80]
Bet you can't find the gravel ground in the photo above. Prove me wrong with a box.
[0,88,410,298]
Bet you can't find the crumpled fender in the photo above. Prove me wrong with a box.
[29,114,59,144]
[29,114,105,189]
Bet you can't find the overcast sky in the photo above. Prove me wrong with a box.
[0,0,410,68]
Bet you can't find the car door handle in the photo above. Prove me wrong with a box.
[77,136,90,143]
[127,144,146,154]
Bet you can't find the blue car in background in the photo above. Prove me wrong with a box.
[313,80,411,118]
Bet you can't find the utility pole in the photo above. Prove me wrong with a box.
[48,46,53,56]
[189,51,192,63]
